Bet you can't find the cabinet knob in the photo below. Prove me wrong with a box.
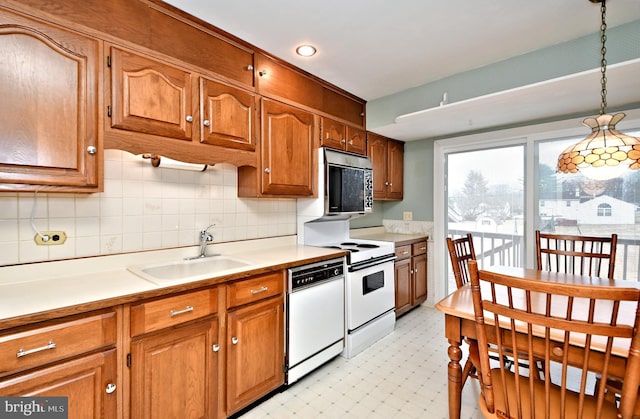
[385,181,389,186]
[259,70,267,77]
[414,268,418,273]
[246,65,254,71]
[212,344,220,352]
[232,337,239,345]
[186,115,193,122]
[105,383,116,394]
[349,140,353,145]
[87,146,97,155]
[341,139,346,144]
[264,167,271,173]
[203,119,211,127]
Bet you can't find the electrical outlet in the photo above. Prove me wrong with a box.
[403,211,413,221]
[34,231,67,246]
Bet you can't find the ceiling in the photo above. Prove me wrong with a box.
[164,0,640,141]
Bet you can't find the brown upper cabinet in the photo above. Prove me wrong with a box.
[1,0,366,193]
[0,8,101,192]
[106,46,256,166]
[367,132,404,200]
[255,53,365,128]
[321,118,367,155]
[238,99,317,197]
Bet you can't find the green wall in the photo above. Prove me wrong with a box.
[352,19,640,228]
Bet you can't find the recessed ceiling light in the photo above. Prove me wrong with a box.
[296,45,317,57]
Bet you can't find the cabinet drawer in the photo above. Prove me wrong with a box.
[412,241,428,256]
[0,310,117,376]
[130,288,217,336]
[227,272,284,308]
[395,245,412,260]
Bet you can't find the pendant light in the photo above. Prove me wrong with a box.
[556,0,640,180]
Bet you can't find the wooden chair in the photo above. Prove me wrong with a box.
[536,230,622,399]
[535,230,618,279]
[447,233,477,289]
[446,233,480,387]
[468,260,640,418]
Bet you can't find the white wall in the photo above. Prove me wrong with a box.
[0,150,297,266]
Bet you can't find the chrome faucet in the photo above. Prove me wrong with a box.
[192,224,216,259]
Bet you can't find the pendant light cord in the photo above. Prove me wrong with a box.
[599,0,608,115]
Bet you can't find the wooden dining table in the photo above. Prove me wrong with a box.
[435,265,640,419]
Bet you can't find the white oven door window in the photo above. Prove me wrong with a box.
[346,261,395,330]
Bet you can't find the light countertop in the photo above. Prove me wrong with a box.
[0,236,345,327]
[350,228,428,245]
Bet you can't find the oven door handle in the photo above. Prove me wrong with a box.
[348,255,396,272]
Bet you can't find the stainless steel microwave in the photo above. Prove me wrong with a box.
[323,148,373,216]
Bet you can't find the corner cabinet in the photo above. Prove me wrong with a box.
[0,8,101,192]
[367,132,404,200]
[238,98,317,197]
[106,46,256,167]
[394,239,428,317]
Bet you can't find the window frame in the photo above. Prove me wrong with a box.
[433,111,640,303]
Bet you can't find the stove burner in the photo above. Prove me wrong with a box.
[356,243,379,249]
[340,242,358,246]
[326,246,342,249]
[349,249,360,252]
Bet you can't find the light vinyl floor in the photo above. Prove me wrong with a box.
[240,305,483,418]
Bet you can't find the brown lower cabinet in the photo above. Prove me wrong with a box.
[130,318,219,419]
[394,239,428,317]
[128,271,285,418]
[0,270,288,418]
[0,349,118,417]
[0,309,119,417]
[226,296,284,415]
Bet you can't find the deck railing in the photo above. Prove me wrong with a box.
[448,230,640,282]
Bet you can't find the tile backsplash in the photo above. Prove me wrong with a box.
[0,150,297,266]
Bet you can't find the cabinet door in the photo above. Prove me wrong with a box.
[394,258,412,317]
[387,140,404,200]
[259,99,315,196]
[200,77,256,151]
[413,253,428,305]
[346,126,367,155]
[321,117,346,150]
[0,349,117,418]
[110,47,193,141]
[367,133,389,199]
[130,318,219,419]
[226,296,284,415]
[0,9,100,192]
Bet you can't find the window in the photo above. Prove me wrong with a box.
[445,145,525,293]
[597,203,612,217]
[435,120,640,301]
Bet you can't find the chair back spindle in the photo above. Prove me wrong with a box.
[468,260,640,418]
[447,233,477,289]
[535,230,617,279]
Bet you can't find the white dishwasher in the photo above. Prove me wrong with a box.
[286,257,345,385]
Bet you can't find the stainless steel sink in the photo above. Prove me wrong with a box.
[127,255,252,285]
